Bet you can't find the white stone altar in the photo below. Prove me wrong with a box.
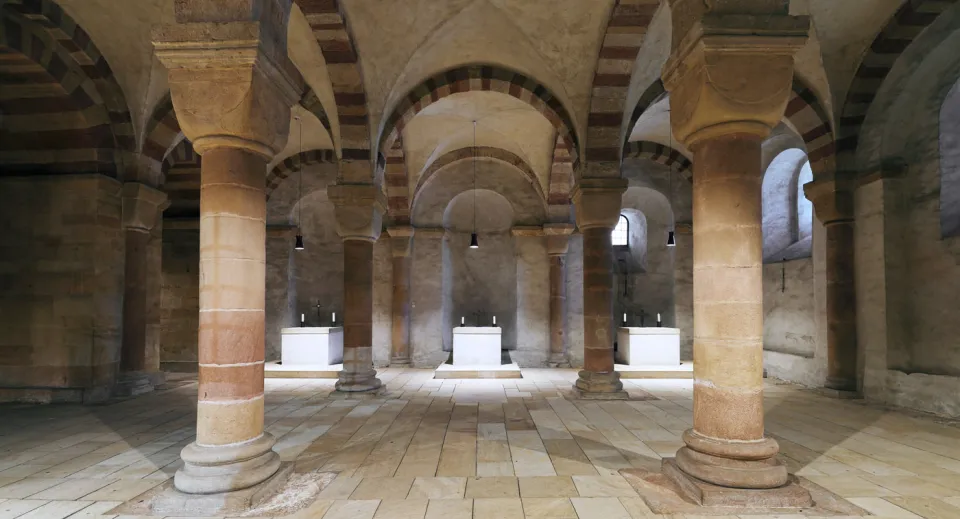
[452,327,502,366]
[616,327,681,367]
[281,327,343,366]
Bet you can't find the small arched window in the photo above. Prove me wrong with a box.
[612,214,629,246]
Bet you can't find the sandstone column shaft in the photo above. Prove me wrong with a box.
[121,229,150,372]
[690,134,765,441]
[340,239,379,388]
[330,184,384,393]
[582,227,615,373]
[824,220,857,391]
[572,179,627,397]
[391,253,412,365]
[196,148,268,446]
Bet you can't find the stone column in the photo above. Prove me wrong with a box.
[545,224,574,366]
[660,2,811,505]
[388,226,414,365]
[118,183,167,395]
[806,179,859,395]
[154,9,300,495]
[572,178,628,399]
[330,184,385,393]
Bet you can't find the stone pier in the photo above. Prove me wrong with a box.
[330,184,385,394]
[572,178,628,399]
[388,226,414,366]
[117,183,167,396]
[545,223,574,366]
[153,2,301,497]
[806,178,860,396]
[658,0,812,506]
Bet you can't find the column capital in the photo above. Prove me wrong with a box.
[122,183,168,231]
[804,177,855,225]
[329,184,386,242]
[572,178,627,231]
[387,226,414,257]
[544,223,575,256]
[662,11,808,148]
[152,21,303,159]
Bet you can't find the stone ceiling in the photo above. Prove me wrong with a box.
[47,0,922,189]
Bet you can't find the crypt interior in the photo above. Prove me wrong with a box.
[1,0,960,518]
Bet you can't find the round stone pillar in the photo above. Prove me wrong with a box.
[572,179,628,399]
[330,184,385,393]
[388,227,414,366]
[178,147,279,494]
[805,180,859,394]
[545,224,574,367]
[660,3,811,504]
[677,132,788,487]
[154,10,301,494]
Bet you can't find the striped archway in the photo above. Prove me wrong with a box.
[622,141,693,182]
[585,0,661,163]
[622,78,834,178]
[266,149,338,199]
[296,0,372,163]
[378,64,581,225]
[836,0,959,171]
[0,1,133,178]
[411,146,547,213]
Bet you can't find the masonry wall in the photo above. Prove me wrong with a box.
[160,227,199,371]
[410,233,447,367]
[761,256,824,387]
[0,175,125,403]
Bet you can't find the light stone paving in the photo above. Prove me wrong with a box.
[0,368,959,518]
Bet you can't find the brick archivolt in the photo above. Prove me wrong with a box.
[0,1,133,178]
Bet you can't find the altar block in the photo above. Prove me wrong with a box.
[452,327,502,366]
[616,327,681,367]
[281,327,343,366]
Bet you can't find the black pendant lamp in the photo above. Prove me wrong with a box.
[469,120,479,250]
[294,115,305,251]
[666,111,677,248]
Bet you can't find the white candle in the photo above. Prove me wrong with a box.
[493,316,496,325]
[300,313,304,323]
[657,313,661,321]
[461,316,465,325]
[332,312,336,323]
[623,313,627,323]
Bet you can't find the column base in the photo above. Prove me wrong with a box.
[152,462,293,516]
[816,387,862,399]
[174,434,281,495]
[329,386,387,400]
[335,368,383,394]
[547,353,570,368]
[662,458,812,508]
[113,371,165,397]
[390,356,411,367]
[823,377,860,397]
[573,370,629,399]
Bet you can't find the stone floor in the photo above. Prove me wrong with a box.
[1,368,959,518]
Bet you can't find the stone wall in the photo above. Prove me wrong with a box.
[0,175,125,403]
[761,256,823,387]
[514,235,550,366]
[565,235,585,368]
[410,233,447,367]
[160,226,199,371]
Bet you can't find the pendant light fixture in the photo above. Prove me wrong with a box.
[470,120,479,249]
[294,115,305,251]
[666,109,676,248]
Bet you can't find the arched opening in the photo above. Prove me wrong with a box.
[612,214,630,247]
[762,149,814,262]
[941,78,960,238]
